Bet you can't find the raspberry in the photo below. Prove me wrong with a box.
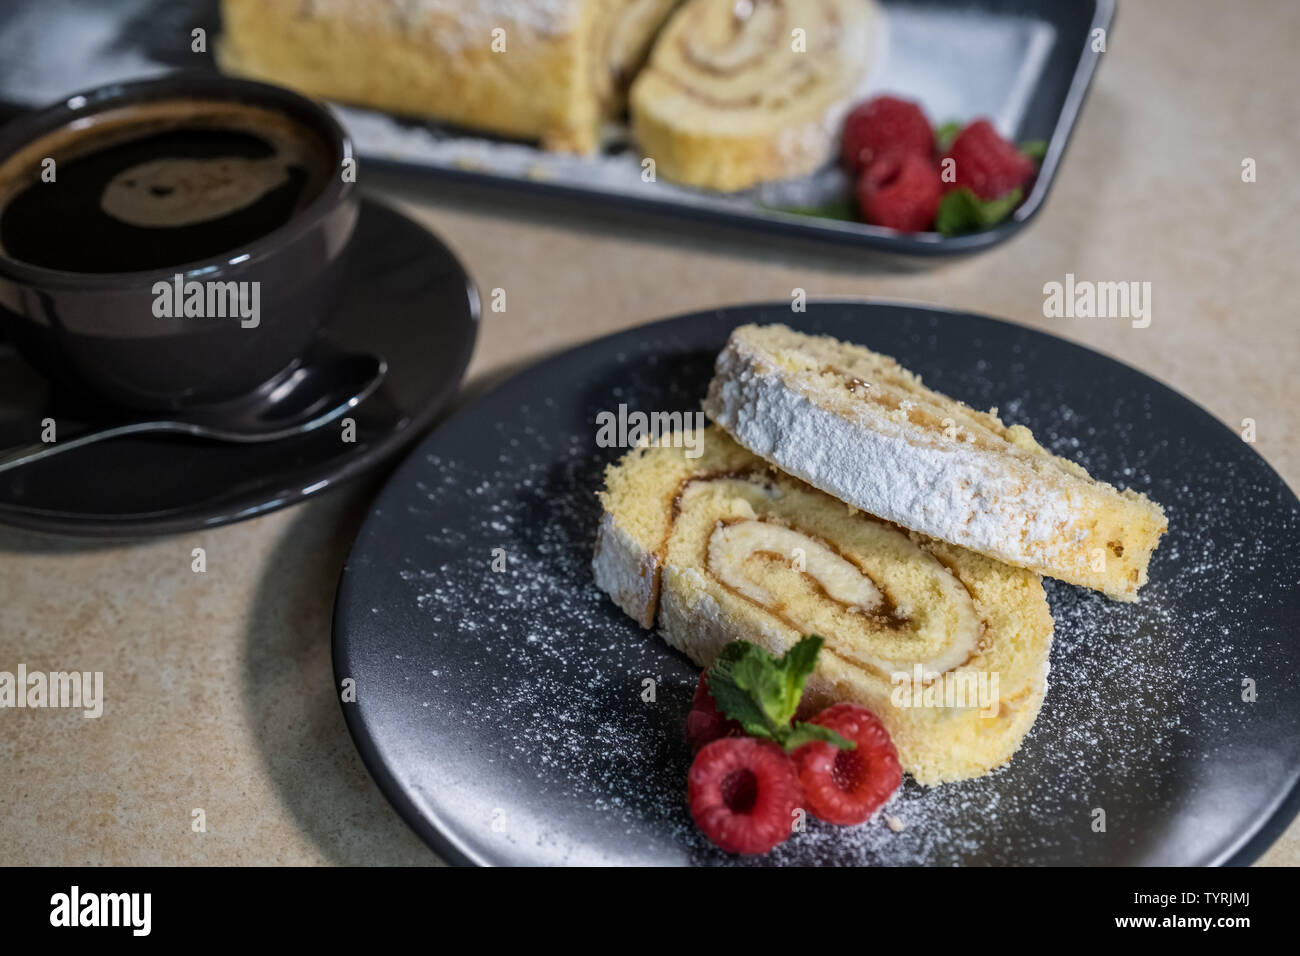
[688,737,802,854]
[841,95,935,174]
[685,672,742,752]
[792,703,902,825]
[942,119,1034,200]
[856,151,943,233]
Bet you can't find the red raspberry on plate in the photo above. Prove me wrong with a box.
[942,118,1035,200]
[688,737,802,854]
[792,703,902,825]
[841,95,935,174]
[856,151,943,233]
[685,672,742,752]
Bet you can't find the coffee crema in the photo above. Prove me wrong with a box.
[0,99,333,273]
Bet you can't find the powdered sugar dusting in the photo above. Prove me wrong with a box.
[344,308,1300,865]
[704,333,1091,572]
[300,0,578,49]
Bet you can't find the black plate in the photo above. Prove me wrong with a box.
[0,199,478,536]
[0,0,1111,257]
[334,302,1300,866]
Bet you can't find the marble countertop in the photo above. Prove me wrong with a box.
[1,0,1296,865]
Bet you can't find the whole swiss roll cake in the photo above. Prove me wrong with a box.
[593,427,1054,785]
[219,0,681,153]
[630,0,882,190]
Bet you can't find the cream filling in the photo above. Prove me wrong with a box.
[709,519,884,610]
[704,515,981,676]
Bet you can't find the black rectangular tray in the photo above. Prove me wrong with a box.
[0,0,1113,257]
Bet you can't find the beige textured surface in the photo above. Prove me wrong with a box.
[0,0,1296,865]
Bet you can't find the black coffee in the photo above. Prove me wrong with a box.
[0,100,333,273]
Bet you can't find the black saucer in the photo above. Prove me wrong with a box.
[334,302,1300,866]
[0,198,478,536]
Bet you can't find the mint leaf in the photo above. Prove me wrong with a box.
[777,635,823,720]
[935,120,962,153]
[786,721,856,751]
[706,671,777,740]
[762,198,857,222]
[935,186,1023,237]
[707,643,780,739]
[729,635,823,730]
[704,636,853,751]
[1019,139,1048,162]
[730,649,790,731]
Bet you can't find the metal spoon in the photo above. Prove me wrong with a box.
[0,352,386,474]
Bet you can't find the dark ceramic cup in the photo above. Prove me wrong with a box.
[0,73,358,411]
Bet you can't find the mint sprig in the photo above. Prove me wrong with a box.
[706,636,854,752]
[760,197,857,222]
[935,186,1023,237]
[785,722,856,750]
[935,120,963,153]
[1019,139,1049,162]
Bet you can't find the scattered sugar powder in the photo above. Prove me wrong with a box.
[368,321,1298,866]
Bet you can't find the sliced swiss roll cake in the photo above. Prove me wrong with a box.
[593,427,1054,785]
[587,0,686,121]
[703,324,1169,601]
[629,0,882,190]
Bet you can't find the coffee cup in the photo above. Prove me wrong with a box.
[0,72,358,411]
